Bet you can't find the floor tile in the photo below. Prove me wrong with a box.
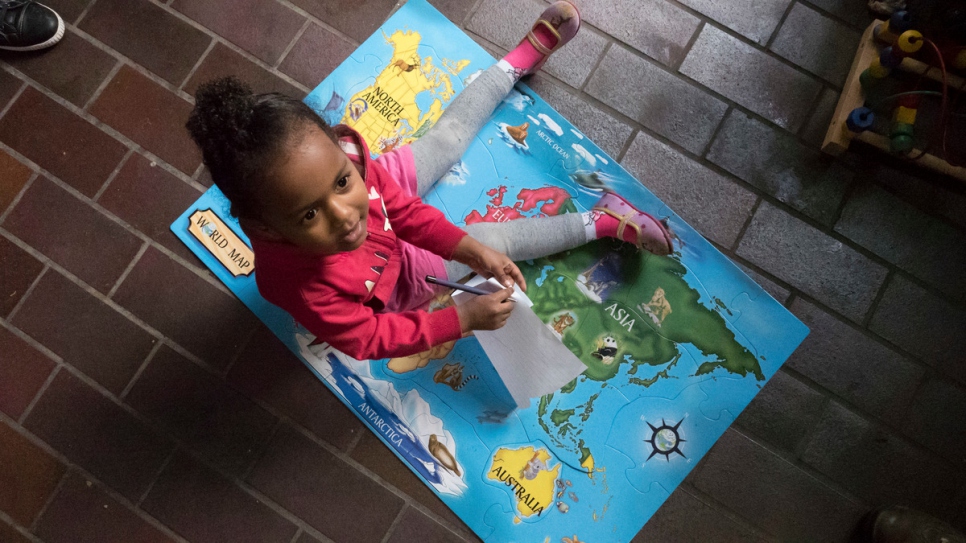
[289,0,397,44]
[734,368,827,453]
[349,431,472,536]
[737,202,888,322]
[277,23,357,90]
[3,176,144,294]
[0,30,118,107]
[735,262,791,303]
[0,86,128,197]
[23,369,174,500]
[111,246,258,370]
[0,519,31,543]
[770,2,862,86]
[141,452,298,543]
[226,323,362,451]
[126,345,278,474]
[693,428,865,541]
[428,0,474,25]
[525,75,633,158]
[78,0,211,85]
[184,43,302,97]
[385,508,464,543]
[570,0,700,66]
[35,471,175,543]
[902,378,966,466]
[788,298,923,419]
[835,182,966,301]
[0,325,55,418]
[805,0,874,29]
[0,68,23,111]
[680,25,822,131]
[800,86,840,147]
[43,0,92,24]
[621,130,758,247]
[0,419,66,526]
[469,0,608,86]
[586,44,728,153]
[0,143,32,215]
[801,401,963,524]
[89,66,201,175]
[869,274,966,385]
[247,425,405,543]
[677,0,791,44]
[97,152,203,263]
[707,110,852,225]
[866,160,966,231]
[632,486,770,542]
[0,234,43,318]
[172,0,306,65]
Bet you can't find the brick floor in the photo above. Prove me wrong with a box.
[2,0,964,542]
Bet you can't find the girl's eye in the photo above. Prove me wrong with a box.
[303,209,317,221]
[337,175,349,189]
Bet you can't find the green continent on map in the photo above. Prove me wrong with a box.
[520,239,761,457]
[341,29,468,154]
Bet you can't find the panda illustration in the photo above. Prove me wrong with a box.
[592,335,619,365]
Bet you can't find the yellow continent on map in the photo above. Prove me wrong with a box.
[487,446,559,518]
[341,29,469,155]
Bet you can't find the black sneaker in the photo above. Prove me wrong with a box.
[0,1,64,51]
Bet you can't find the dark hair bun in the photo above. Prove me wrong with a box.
[185,76,334,218]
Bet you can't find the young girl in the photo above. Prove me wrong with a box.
[186,1,673,361]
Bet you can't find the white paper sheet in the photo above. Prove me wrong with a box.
[452,276,587,408]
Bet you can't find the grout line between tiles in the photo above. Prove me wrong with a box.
[730,196,763,252]
[81,59,124,112]
[107,241,150,298]
[25,465,71,533]
[4,263,48,324]
[73,0,99,26]
[136,447,177,507]
[179,38,218,91]
[699,105,732,158]
[275,18,312,70]
[0,77,26,120]
[0,511,44,543]
[0,317,63,366]
[765,0,798,49]
[119,339,164,399]
[378,505,409,543]
[672,20,705,73]
[92,147,135,202]
[15,361,62,426]
[0,171,36,224]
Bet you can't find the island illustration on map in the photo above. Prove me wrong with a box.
[175,2,809,541]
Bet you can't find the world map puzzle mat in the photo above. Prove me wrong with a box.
[171,1,809,541]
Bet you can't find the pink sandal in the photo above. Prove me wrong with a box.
[522,1,581,76]
[593,192,674,256]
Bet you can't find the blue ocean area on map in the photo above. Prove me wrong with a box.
[172,1,809,541]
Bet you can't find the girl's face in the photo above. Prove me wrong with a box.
[256,126,369,255]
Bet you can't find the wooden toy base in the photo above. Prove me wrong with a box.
[822,20,966,182]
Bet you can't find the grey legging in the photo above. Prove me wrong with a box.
[408,64,586,281]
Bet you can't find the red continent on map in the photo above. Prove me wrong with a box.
[464,185,572,224]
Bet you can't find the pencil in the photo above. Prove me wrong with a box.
[425,275,516,301]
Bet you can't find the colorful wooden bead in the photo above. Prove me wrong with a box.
[879,46,903,68]
[874,22,895,43]
[897,30,923,53]
[893,105,917,125]
[890,11,913,33]
[846,107,874,132]
[867,57,891,78]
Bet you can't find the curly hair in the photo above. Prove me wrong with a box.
[186,77,336,219]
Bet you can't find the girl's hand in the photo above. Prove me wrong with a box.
[452,236,527,292]
[456,287,515,333]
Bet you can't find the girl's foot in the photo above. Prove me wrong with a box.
[499,1,580,80]
[586,192,674,256]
